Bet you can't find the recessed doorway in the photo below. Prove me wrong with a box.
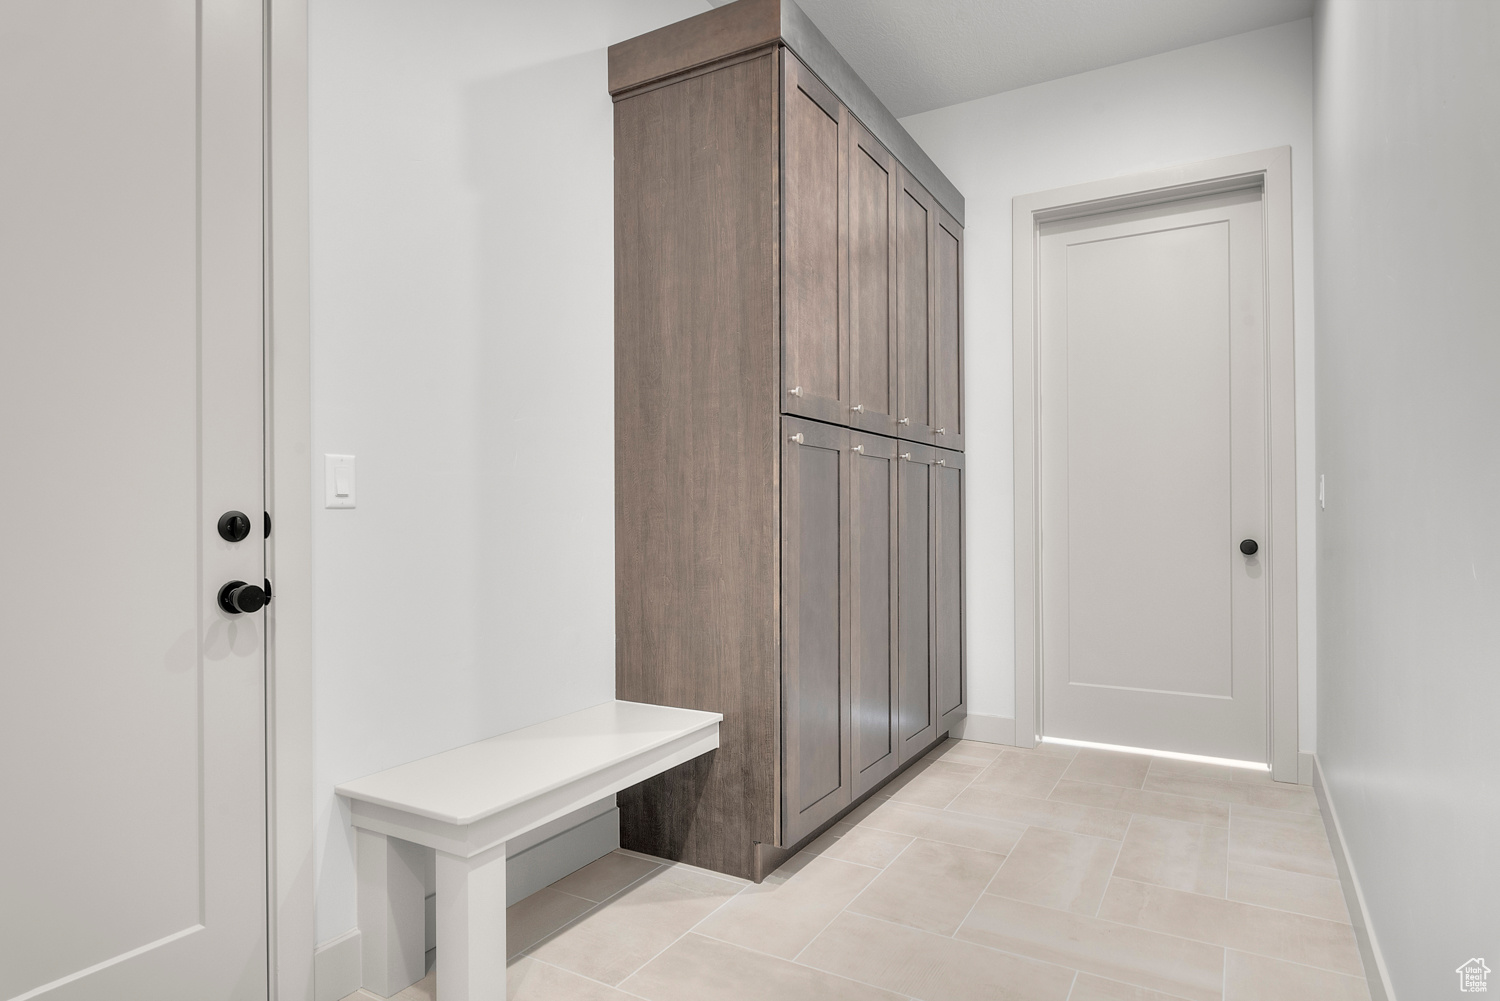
[1012,149,1300,780]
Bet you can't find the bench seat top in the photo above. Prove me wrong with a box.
[335,700,721,827]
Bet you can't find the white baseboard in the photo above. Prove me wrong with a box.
[1311,754,1398,1001]
[951,713,1017,746]
[1298,751,1315,786]
[504,803,619,905]
[313,928,362,1001]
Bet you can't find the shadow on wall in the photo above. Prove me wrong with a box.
[464,50,618,721]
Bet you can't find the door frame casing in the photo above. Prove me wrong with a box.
[1011,147,1299,781]
[267,0,316,997]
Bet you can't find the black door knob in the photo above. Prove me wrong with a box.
[218,580,269,614]
[218,510,252,542]
[1240,539,1259,556]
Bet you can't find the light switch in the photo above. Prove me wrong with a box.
[325,454,356,509]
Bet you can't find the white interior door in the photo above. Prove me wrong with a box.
[1038,187,1269,761]
[0,2,269,998]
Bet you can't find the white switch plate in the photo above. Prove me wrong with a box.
[325,454,356,509]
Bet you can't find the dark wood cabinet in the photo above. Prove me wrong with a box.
[896,170,936,445]
[934,211,964,450]
[611,0,965,881]
[897,442,937,760]
[936,448,966,726]
[848,119,899,439]
[850,430,900,797]
[782,55,847,426]
[780,417,852,844]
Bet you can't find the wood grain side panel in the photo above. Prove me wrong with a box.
[608,0,780,95]
[935,210,964,450]
[614,53,779,880]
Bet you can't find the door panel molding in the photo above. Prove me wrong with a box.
[1012,147,1298,781]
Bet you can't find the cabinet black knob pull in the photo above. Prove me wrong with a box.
[1240,539,1259,556]
[218,580,269,614]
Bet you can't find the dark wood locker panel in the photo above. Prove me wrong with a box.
[897,442,938,760]
[610,0,967,882]
[896,168,936,445]
[781,416,852,845]
[847,119,899,439]
[849,431,899,797]
[934,209,964,451]
[613,51,781,880]
[935,449,966,727]
[781,53,847,426]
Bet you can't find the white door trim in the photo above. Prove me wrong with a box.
[1012,147,1299,781]
[267,1,316,998]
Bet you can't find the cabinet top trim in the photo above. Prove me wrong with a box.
[607,0,965,225]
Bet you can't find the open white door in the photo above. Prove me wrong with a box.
[0,2,269,998]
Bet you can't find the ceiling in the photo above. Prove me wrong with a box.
[713,0,1313,118]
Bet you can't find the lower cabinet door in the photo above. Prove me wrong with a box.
[897,442,939,761]
[781,416,852,845]
[850,432,900,797]
[935,448,966,728]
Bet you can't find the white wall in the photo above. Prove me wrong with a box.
[1314,1,1500,995]
[309,0,707,944]
[899,20,1318,749]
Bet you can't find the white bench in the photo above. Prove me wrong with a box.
[335,700,721,1001]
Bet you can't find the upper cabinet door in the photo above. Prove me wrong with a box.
[934,209,964,450]
[896,168,936,444]
[781,416,853,846]
[781,53,847,426]
[846,119,899,438]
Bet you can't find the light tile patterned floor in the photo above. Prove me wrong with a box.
[342,738,1370,1001]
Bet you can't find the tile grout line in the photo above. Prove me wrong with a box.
[1046,776,1235,829]
[690,924,942,1000]
[521,955,654,1001]
[515,856,673,958]
[819,907,1085,986]
[687,918,942,1001]
[788,835,923,965]
[1074,972,1201,1001]
[1065,870,1363,925]
[601,864,757,986]
[976,884,1365,980]
[1063,968,1079,1001]
[1225,799,1233,902]
[944,825,1024,940]
[1092,813,1132,919]
[940,744,999,807]
[851,808,1022,858]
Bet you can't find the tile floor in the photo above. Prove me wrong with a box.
[341,738,1369,1001]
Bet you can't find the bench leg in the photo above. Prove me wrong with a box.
[435,840,508,1001]
[356,829,428,997]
